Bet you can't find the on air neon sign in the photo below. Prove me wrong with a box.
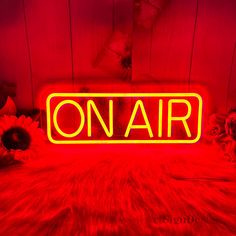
[46,93,202,144]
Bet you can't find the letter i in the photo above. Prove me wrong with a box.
[158,99,163,137]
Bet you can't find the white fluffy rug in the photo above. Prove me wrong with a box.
[0,144,235,235]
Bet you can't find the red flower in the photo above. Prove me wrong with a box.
[204,113,227,142]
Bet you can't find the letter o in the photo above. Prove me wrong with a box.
[53,100,85,138]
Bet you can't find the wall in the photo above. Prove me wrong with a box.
[0,0,236,113]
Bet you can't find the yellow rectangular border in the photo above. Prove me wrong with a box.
[46,93,202,144]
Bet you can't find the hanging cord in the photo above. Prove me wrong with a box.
[188,0,199,91]
[226,42,236,111]
[22,0,34,108]
[68,0,75,89]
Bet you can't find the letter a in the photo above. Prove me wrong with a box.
[125,100,153,138]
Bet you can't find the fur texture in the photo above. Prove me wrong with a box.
[0,144,235,235]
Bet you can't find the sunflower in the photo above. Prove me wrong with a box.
[0,115,45,162]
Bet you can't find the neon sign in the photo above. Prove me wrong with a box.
[46,93,202,144]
